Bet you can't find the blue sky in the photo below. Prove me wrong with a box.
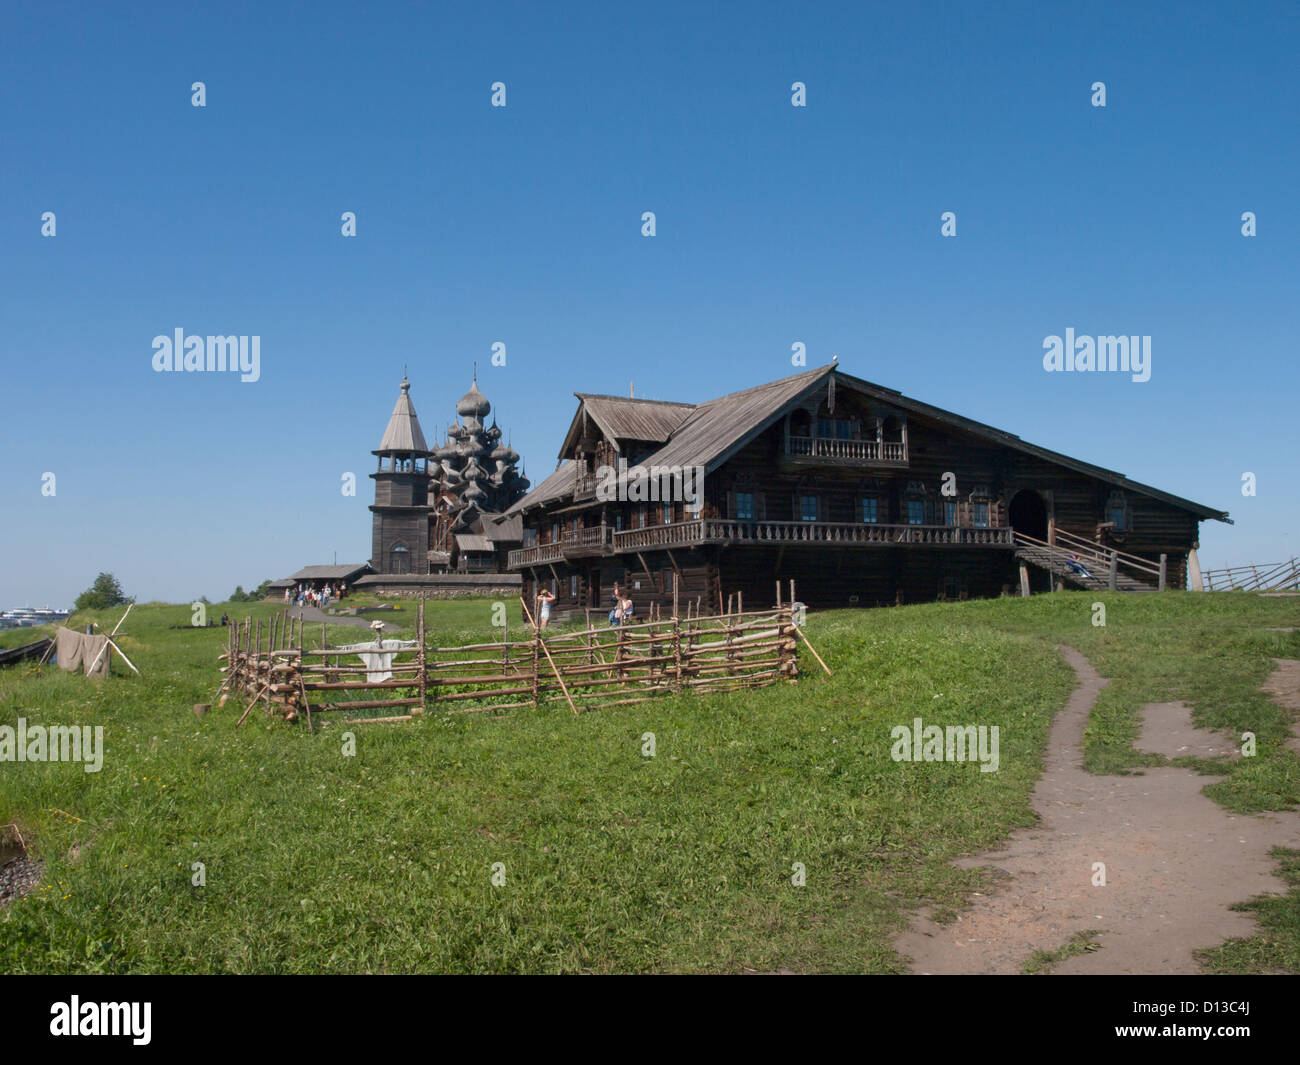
[1,1,1296,606]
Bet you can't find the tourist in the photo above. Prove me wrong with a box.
[536,587,556,629]
[1066,553,1094,580]
[283,588,291,606]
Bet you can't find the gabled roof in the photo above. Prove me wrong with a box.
[824,372,1231,522]
[485,513,523,541]
[510,363,1230,523]
[639,365,834,472]
[376,379,429,453]
[286,564,373,581]
[453,534,496,553]
[559,395,696,456]
[505,460,577,515]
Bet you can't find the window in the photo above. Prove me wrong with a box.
[800,495,819,522]
[817,417,857,439]
[861,498,879,524]
[944,500,958,527]
[550,522,560,544]
[906,500,925,525]
[1107,491,1129,531]
[973,501,990,528]
[614,513,623,532]
[570,575,579,598]
[662,502,673,525]
[523,528,538,547]
[735,492,755,521]
[389,543,410,574]
[637,505,647,528]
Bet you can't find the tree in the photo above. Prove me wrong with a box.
[229,580,274,603]
[75,572,129,612]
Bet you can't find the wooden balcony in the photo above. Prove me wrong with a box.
[510,520,1013,568]
[508,541,566,568]
[508,525,613,568]
[612,519,1013,552]
[784,436,908,466]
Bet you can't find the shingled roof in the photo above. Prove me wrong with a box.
[508,363,1230,522]
[559,395,696,455]
[505,460,577,515]
[376,378,429,453]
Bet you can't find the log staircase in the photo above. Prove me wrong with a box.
[1014,530,1162,593]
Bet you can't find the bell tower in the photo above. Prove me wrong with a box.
[370,376,432,574]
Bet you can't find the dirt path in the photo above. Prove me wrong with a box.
[1262,658,1300,756]
[895,646,1300,974]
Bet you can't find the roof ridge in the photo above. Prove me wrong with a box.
[574,393,697,408]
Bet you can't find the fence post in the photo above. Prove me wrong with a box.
[1158,554,1167,592]
[672,573,682,693]
[1108,554,1118,591]
[415,595,426,716]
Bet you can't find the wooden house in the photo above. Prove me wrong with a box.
[504,363,1230,615]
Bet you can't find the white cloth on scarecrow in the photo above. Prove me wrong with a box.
[334,639,418,682]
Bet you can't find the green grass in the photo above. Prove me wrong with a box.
[1197,848,1300,974]
[0,625,54,650]
[1022,929,1104,974]
[1,591,1297,973]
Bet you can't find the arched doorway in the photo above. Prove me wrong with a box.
[1008,489,1048,541]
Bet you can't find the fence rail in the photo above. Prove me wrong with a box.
[1203,558,1300,592]
[217,590,803,727]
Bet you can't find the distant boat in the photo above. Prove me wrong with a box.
[0,607,70,629]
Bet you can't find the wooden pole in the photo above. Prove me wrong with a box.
[1019,562,1031,598]
[415,596,426,715]
[519,596,578,716]
[1158,553,1167,592]
[84,602,133,676]
[791,624,832,677]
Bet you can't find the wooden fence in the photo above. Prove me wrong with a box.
[216,582,819,729]
[1202,558,1300,592]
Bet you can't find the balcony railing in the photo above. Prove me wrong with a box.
[508,525,613,568]
[510,520,1013,567]
[785,436,908,464]
[613,519,1012,552]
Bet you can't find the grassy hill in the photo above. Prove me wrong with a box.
[1,592,1297,973]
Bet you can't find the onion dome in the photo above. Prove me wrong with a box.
[463,482,487,504]
[456,378,491,419]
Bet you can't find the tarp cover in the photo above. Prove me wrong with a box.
[53,627,110,678]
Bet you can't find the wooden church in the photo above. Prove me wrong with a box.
[370,374,529,576]
[503,363,1230,613]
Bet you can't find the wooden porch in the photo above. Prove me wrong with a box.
[508,519,1014,568]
